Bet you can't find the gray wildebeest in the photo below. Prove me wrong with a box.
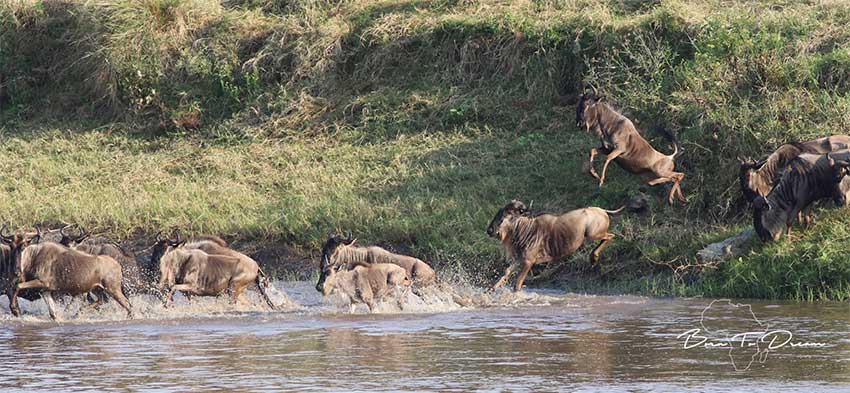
[152,232,276,309]
[315,232,435,293]
[486,200,625,292]
[318,260,411,312]
[739,135,850,202]
[12,241,133,320]
[0,226,41,314]
[576,84,685,204]
[753,151,850,242]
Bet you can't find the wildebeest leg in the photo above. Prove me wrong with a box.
[598,148,625,187]
[256,277,277,310]
[7,287,20,317]
[513,260,535,292]
[42,291,61,321]
[585,148,601,180]
[102,283,134,319]
[590,233,616,264]
[491,261,518,290]
[12,279,48,317]
[164,284,197,307]
[647,176,676,204]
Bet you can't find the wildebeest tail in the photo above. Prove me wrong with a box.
[256,268,277,310]
[602,205,627,215]
[655,126,682,158]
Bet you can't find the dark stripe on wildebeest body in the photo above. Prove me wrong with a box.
[152,231,277,309]
[739,135,850,203]
[12,241,133,320]
[315,232,436,293]
[0,226,42,315]
[486,200,628,292]
[753,151,850,242]
[575,83,685,205]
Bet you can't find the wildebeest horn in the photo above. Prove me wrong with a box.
[345,231,356,245]
[32,225,42,243]
[586,82,598,96]
[0,224,12,243]
[75,224,90,243]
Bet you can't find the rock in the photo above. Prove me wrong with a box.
[697,227,757,263]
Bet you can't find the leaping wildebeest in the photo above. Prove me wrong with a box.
[315,232,436,293]
[318,259,411,312]
[575,84,685,204]
[486,200,625,292]
[152,232,277,309]
[10,236,134,320]
[739,135,850,202]
[753,152,850,242]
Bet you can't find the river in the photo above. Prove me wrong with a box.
[1,281,848,392]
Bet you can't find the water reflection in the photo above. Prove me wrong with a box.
[1,283,848,391]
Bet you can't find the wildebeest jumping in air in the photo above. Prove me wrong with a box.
[575,83,685,204]
[486,200,627,292]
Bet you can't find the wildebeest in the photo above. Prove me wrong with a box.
[739,135,850,202]
[315,232,435,293]
[486,200,625,292]
[11,241,133,320]
[152,232,276,309]
[318,261,411,312]
[575,84,685,204]
[60,224,158,299]
[0,226,41,314]
[753,152,850,242]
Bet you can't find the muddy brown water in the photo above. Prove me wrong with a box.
[1,281,848,392]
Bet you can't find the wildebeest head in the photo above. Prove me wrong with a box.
[575,83,603,130]
[752,196,783,242]
[486,200,530,241]
[738,157,767,202]
[0,225,41,278]
[315,232,355,293]
[150,230,185,269]
[59,223,90,247]
[753,155,850,242]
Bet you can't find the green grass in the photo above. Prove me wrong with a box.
[4,0,850,299]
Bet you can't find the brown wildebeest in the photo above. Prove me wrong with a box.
[753,152,850,242]
[0,226,41,314]
[739,135,850,202]
[59,224,159,300]
[11,241,133,320]
[486,200,624,292]
[318,261,411,312]
[314,232,435,293]
[575,84,685,204]
[153,232,276,309]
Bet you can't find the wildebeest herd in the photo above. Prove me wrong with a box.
[3,83,849,320]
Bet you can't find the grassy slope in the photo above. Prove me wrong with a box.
[3,0,850,299]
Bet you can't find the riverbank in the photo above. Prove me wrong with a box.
[4,1,850,300]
